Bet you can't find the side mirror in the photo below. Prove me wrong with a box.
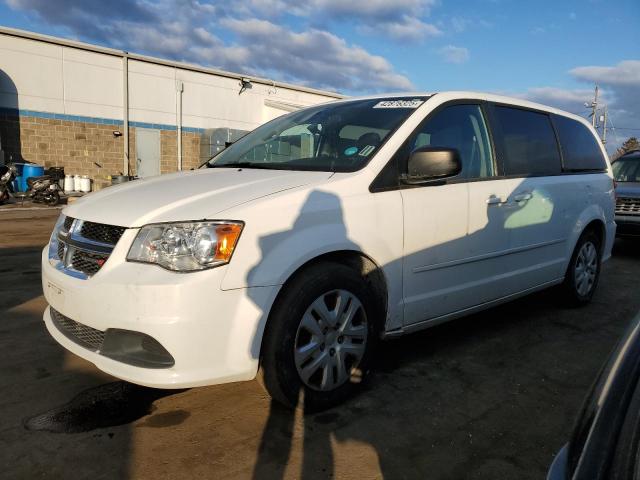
[401,147,462,185]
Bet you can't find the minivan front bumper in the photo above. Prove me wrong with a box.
[41,246,279,388]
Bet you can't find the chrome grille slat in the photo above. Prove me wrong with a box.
[70,250,108,277]
[50,308,105,351]
[49,216,127,279]
[63,216,74,231]
[616,197,640,215]
[80,221,126,245]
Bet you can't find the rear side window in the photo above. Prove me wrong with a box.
[492,106,561,176]
[553,115,607,172]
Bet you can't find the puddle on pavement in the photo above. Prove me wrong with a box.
[24,381,183,433]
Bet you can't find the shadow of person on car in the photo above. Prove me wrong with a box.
[245,172,578,478]
[248,189,358,479]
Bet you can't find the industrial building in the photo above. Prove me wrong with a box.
[0,27,342,190]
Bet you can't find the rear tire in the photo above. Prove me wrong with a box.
[259,261,380,412]
[561,229,602,306]
[44,190,60,206]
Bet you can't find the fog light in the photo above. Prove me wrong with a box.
[101,329,174,369]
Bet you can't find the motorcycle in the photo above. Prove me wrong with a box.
[0,164,15,204]
[0,165,61,206]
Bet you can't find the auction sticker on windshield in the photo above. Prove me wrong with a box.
[373,99,424,109]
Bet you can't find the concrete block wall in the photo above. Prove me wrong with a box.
[160,130,201,174]
[0,110,204,190]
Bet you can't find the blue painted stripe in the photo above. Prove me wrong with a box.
[0,107,205,133]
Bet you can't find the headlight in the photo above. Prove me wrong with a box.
[48,213,66,260]
[127,221,243,271]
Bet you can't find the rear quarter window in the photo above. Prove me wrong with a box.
[553,115,607,172]
[492,105,562,176]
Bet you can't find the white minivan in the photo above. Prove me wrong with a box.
[42,92,616,411]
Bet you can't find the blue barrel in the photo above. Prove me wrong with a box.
[11,162,25,192]
[20,163,45,192]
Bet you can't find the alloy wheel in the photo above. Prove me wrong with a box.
[574,241,598,297]
[294,289,368,391]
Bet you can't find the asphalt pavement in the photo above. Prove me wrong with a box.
[1,209,639,479]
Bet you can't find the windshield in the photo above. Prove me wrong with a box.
[207,97,429,172]
[612,156,640,182]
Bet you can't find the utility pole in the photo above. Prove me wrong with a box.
[590,85,599,128]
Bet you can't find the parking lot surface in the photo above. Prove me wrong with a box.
[1,209,639,479]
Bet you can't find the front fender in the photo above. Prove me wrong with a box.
[220,188,405,330]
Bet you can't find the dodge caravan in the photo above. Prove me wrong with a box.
[42,92,616,410]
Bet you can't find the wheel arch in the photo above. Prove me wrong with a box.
[583,218,606,252]
[565,205,608,270]
[258,249,389,359]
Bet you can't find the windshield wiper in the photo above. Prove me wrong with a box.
[208,162,279,169]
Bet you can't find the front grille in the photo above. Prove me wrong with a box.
[70,250,109,277]
[616,197,640,215]
[50,308,105,351]
[50,216,127,279]
[63,216,74,231]
[80,221,126,245]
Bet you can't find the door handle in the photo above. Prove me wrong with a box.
[513,192,532,202]
[486,194,507,205]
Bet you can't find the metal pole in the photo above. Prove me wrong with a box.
[122,55,129,175]
[602,106,607,144]
[176,79,184,171]
[591,85,599,128]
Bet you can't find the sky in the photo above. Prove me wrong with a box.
[1,0,639,150]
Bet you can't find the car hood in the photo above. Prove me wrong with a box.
[616,182,640,198]
[63,168,333,227]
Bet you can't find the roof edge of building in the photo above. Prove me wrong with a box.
[0,26,345,100]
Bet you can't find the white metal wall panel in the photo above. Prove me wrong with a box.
[63,48,122,119]
[128,60,176,125]
[0,31,341,129]
[0,35,64,112]
[62,47,123,119]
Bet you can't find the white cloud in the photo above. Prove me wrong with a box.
[437,45,470,64]
[5,0,418,93]
[360,16,442,42]
[312,0,438,20]
[221,18,414,91]
[515,87,605,115]
[519,60,640,151]
[570,60,640,87]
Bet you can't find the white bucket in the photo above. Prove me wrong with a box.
[80,176,91,193]
[73,175,82,191]
[64,175,74,193]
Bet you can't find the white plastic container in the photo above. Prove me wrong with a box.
[80,176,91,193]
[73,175,82,192]
[64,175,74,193]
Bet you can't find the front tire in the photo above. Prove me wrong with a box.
[44,190,60,206]
[259,261,379,412]
[561,230,602,306]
